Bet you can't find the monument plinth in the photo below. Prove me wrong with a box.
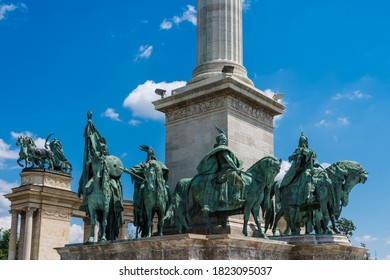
[5,169,79,260]
[56,234,368,260]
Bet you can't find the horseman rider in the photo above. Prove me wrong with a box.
[282,131,318,205]
[122,145,170,237]
[197,126,245,212]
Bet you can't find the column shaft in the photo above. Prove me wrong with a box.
[22,208,35,260]
[7,210,19,260]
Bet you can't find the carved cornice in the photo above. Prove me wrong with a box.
[165,95,274,127]
[166,95,227,123]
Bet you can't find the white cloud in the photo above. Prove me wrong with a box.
[0,178,17,193]
[275,160,291,181]
[0,179,17,218]
[0,138,19,160]
[136,45,153,60]
[263,89,286,127]
[354,235,378,242]
[123,80,186,121]
[102,107,122,122]
[332,90,372,101]
[128,119,141,126]
[243,0,252,10]
[337,117,350,126]
[69,224,84,244]
[160,19,173,30]
[0,215,11,229]
[160,5,197,30]
[315,119,331,127]
[0,3,17,21]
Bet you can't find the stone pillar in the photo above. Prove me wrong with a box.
[191,0,252,85]
[7,210,19,260]
[18,212,25,259]
[22,207,36,260]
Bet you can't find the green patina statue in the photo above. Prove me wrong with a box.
[266,132,368,236]
[122,145,171,237]
[165,126,281,237]
[45,134,72,172]
[78,110,124,242]
[16,134,71,173]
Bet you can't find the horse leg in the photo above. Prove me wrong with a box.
[252,203,267,239]
[100,195,110,242]
[202,209,216,234]
[157,207,164,236]
[87,205,96,243]
[242,203,253,237]
[145,206,153,237]
[272,209,283,235]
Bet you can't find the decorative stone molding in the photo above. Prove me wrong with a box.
[166,96,227,123]
[41,210,70,221]
[228,97,273,127]
[20,169,71,190]
[165,95,273,128]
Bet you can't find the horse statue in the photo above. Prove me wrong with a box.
[78,110,125,243]
[16,136,54,169]
[83,155,124,242]
[123,146,171,238]
[45,134,72,173]
[270,160,368,235]
[166,156,281,238]
[140,160,171,237]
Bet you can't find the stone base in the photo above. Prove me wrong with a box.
[55,234,367,260]
[269,235,368,260]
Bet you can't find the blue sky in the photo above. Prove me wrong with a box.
[0,0,389,259]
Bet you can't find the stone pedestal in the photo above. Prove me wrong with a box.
[154,75,285,189]
[269,235,368,260]
[55,234,368,260]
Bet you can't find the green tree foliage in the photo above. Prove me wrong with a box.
[0,227,10,260]
[335,218,356,239]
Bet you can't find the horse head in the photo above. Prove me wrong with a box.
[248,156,281,186]
[339,161,368,207]
[143,161,158,191]
[16,136,24,146]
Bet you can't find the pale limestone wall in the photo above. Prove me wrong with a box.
[227,111,274,171]
[166,109,228,189]
[37,210,70,260]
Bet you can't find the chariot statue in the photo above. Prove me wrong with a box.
[16,134,71,173]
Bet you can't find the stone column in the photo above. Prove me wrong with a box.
[22,207,35,260]
[191,0,252,85]
[7,210,19,260]
[18,212,25,259]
